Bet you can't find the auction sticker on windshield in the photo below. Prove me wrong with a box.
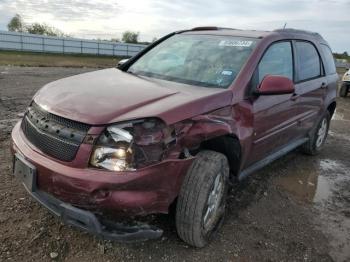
[219,40,253,47]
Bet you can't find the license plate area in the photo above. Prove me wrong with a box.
[13,153,37,192]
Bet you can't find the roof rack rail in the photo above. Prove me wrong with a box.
[274,28,321,37]
[191,26,240,31]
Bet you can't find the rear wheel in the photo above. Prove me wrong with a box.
[175,150,229,247]
[301,111,330,155]
[339,83,349,97]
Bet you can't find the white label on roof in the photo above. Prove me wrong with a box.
[219,40,253,47]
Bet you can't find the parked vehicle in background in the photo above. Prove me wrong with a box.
[340,68,350,97]
[11,27,337,247]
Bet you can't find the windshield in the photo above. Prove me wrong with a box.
[128,34,258,88]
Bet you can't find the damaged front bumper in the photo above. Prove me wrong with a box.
[11,122,194,216]
[11,121,195,242]
[13,153,163,242]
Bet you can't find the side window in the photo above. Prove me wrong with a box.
[257,41,293,84]
[295,41,321,81]
[320,44,336,75]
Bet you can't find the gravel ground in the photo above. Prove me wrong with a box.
[0,66,349,262]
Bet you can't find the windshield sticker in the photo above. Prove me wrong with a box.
[219,40,253,47]
[221,70,233,76]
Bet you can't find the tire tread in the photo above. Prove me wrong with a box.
[176,150,229,247]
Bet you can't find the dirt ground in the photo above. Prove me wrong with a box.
[0,66,349,262]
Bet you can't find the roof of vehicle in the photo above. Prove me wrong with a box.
[181,27,325,41]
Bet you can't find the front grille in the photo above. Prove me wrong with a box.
[21,102,91,161]
[30,102,90,131]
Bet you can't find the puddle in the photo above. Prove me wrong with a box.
[329,130,350,142]
[333,107,350,122]
[273,159,347,204]
[274,159,350,261]
[274,164,331,203]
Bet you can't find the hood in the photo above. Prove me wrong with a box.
[34,68,232,125]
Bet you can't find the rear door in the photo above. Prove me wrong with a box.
[292,40,327,135]
[320,44,338,106]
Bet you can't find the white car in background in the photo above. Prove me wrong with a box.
[340,68,350,97]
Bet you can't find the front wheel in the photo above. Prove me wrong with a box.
[175,150,229,247]
[301,111,330,155]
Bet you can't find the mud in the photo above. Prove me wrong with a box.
[0,66,349,261]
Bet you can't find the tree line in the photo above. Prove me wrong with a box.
[7,14,152,44]
[8,14,68,37]
[334,52,349,62]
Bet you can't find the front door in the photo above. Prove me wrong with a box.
[246,41,298,166]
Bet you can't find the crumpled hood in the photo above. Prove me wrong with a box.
[34,68,232,125]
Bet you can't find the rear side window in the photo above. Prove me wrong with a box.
[295,41,321,81]
[257,41,293,83]
[320,44,336,74]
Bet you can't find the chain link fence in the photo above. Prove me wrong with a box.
[0,30,147,57]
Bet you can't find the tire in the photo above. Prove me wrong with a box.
[301,111,331,155]
[339,83,349,97]
[175,150,229,247]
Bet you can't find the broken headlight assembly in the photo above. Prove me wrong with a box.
[90,118,176,172]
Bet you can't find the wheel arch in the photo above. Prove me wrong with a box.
[199,134,242,180]
[327,101,336,118]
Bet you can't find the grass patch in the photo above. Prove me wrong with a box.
[0,50,124,68]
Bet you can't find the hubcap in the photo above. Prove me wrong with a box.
[203,174,225,232]
[316,118,328,148]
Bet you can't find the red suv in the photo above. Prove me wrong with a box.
[11,27,337,247]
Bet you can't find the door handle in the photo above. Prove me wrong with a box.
[320,82,328,89]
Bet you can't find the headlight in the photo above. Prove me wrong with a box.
[90,118,175,172]
[90,127,134,171]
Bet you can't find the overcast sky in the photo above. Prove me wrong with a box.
[0,0,349,52]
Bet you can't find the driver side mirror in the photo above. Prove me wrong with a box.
[117,58,129,68]
[256,75,295,95]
